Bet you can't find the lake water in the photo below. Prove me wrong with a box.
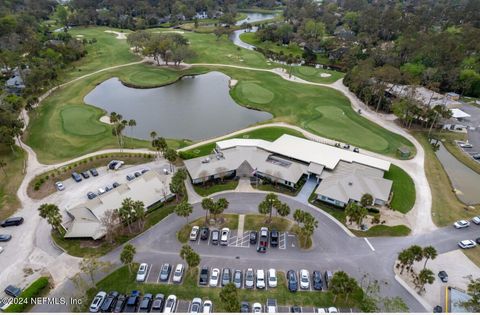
[83,72,272,141]
[236,12,276,26]
[434,142,480,204]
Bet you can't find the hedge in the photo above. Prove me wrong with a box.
[5,277,50,313]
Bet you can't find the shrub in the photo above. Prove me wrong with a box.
[45,175,49,180]
[5,277,50,312]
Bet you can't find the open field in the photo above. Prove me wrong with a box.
[384,164,416,213]
[412,131,480,226]
[0,145,26,220]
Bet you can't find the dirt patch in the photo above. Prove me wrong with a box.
[104,30,127,39]
[28,153,154,199]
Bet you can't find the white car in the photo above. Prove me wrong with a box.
[190,226,200,241]
[0,247,3,254]
[164,295,177,313]
[252,302,263,313]
[266,299,277,313]
[454,220,470,229]
[460,143,473,148]
[108,160,124,170]
[300,269,310,289]
[328,307,338,313]
[136,263,148,282]
[256,269,266,289]
[203,300,213,313]
[317,308,328,313]
[220,228,230,245]
[458,240,476,249]
[172,263,184,283]
[209,268,220,287]
[55,181,65,191]
[98,187,106,195]
[472,216,480,225]
[190,297,202,313]
[268,268,277,288]
[89,291,107,312]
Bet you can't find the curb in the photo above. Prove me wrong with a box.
[394,272,432,312]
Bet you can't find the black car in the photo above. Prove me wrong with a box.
[291,305,302,313]
[141,169,149,174]
[90,168,99,176]
[476,237,480,245]
[87,192,97,200]
[134,171,142,177]
[81,171,90,179]
[4,285,22,297]
[71,172,82,182]
[433,305,443,313]
[151,294,165,313]
[123,291,140,312]
[159,263,172,282]
[270,230,279,247]
[287,270,298,292]
[199,266,209,285]
[200,227,209,240]
[100,291,119,312]
[112,182,120,188]
[0,234,12,242]
[353,147,360,153]
[138,293,153,313]
[211,230,220,245]
[312,270,323,290]
[249,231,258,244]
[113,294,127,313]
[1,217,24,227]
[438,271,448,283]
[240,301,250,313]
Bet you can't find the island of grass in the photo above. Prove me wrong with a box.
[384,164,416,213]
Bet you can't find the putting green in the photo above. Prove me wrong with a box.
[297,67,318,76]
[61,105,107,136]
[305,106,390,151]
[237,82,274,104]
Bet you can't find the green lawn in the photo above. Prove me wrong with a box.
[352,225,411,237]
[290,66,345,84]
[384,164,416,213]
[244,214,293,231]
[240,32,304,58]
[0,145,26,220]
[87,266,363,312]
[193,180,239,197]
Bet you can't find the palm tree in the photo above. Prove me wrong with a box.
[128,119,136,147]
[38,203,63,232]
[201,198,214,223]
[110,112,121,147]
[150,131,157,140]
[422,246,437,269]
[416,269,435,293]
[0,160,7,177]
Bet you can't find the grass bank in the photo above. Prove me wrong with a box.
[192,179,239,197]
[384,164,416,213]
[0,145,26,220]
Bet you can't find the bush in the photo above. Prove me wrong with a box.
[5,277,50,312]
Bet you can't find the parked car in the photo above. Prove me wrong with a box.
[199,266,209,286]
[0,217,23,227]
[328,307,338,313]
[89,291,107,313]
[100,291,119,312]
[476,237,480,245]
[249,231,258,244]
[472,216,480,225]
[55,181,65,191]
[200,227,209,240]
[245,268,255,289]
[159,263,172,282]
[300,269,310,289]
[71,172,82,182]
[473,154,480,160]
[133,171,141,177]
[136,263,149,282]
[233,269,243,288]
[172,263,184,283]
[222,268,231,286]
[270,230,279,247]
[433,305,443,313]
[0,235,12,242]
[164,295,177,313]
[150,294,165,313]
[190,297,202,313]
[268,268,277,288]
[126,174,136,181]
[4,285,21,297]
[203,300,213,313]
[460,143,473,148]
[313,270,323,290]
[353,147,360,153]
[343,144,350,150]
[138,293,153,313]
[112,182,120,188]
[87,191,97,200]
[0,247,4,254]
[220,227,230,245]
[190,226,200,241]
[108,160,124,170]
[454,220,470,229]
[257,227,269,253]
[438,271,448,283]
[256,269,266,289]
[141,168,149,174]
[324,270,334,288]
[211,229,220,245]
[240,301,250,313]
[90,168,99,176]
[291,305,302,313]
[252,302,262,313]
[81,171,90,179]
[458,240,476,249]
[266,299,277,313]
[287,270,298,292]
[98,187,106,195]
[105,184,113,192]
[209,268,220,287]
[112,294,127,313]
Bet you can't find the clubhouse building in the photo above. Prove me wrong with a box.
[64,170,174,240]
[184,135,393,207]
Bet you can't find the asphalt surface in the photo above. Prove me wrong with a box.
[460,103,480,155]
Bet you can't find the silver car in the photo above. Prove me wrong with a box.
[245,268,254,289]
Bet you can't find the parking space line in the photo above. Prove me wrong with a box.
[364,238,375,251]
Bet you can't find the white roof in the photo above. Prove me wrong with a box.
[451,108,471,119]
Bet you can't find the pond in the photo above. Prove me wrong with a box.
[231,12,277,50]
[434,141,480,204]
[83,72,272,141]
[236,12,276,26]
